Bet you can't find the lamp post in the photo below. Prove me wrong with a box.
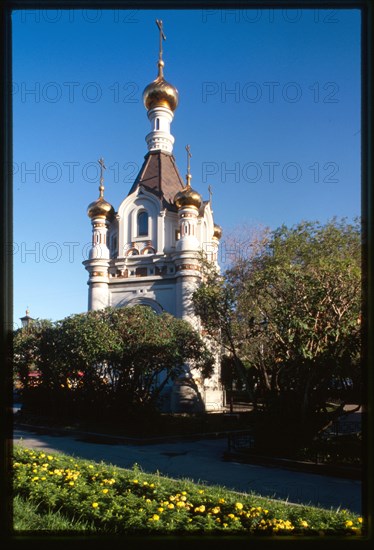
[20,308,34,329]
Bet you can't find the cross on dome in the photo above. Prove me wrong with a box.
[156,19,166,77]
[86,156,114,219]
[98,157,106,198]
[208,184,213,203]
[185,144,192,187]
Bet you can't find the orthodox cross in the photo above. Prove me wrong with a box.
[208,184,213,203]
[98,157,106,197]
[156,19,166,63]
[185,144,192,186]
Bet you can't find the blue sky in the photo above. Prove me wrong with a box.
[12,8,361,325]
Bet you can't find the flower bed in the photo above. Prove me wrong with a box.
[13,446,363,535]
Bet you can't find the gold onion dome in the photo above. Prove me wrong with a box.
[87,196,114,219]
[174,183,202,210]
[213,224,223,240]
[143,60,179,112]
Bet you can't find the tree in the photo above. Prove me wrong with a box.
[13,319,54,390]
[14,306,214,421]
[193,218,362,453]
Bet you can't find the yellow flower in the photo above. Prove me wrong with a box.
[158,507,164,513]
[219,498,225,504]
[300,520,308,528]
[181,491,187,496]
[102,488,109,494]
[168,503,175,509]
[150,514,160,521]
[194,505,205,513]
[211,507,220,514]
[47,456,53,460]
[345,520,353,528]
[198,490,204,494]
[176,501,185,508]
[358,518,363,524]
[69,481,74,486]
[228,513,235,519]
[92,502,99,509]
[235,502,243,510]
[133,479,139,484]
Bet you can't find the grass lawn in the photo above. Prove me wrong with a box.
[12,445,363,536]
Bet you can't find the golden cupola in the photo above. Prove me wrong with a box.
[213,224,223,240]
[174,183,202,210]
[174,144,202,210]
[143,59,179,112]
[87,196,114,220]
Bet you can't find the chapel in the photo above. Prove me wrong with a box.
[83,20,223,412]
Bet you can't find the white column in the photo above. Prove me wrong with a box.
[175,264,201,326]
[84,215,111,311]
[87,270,110,310]
[145,106,175,153]
[176,208,200,252]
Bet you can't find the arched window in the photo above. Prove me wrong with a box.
[137,211,149,236]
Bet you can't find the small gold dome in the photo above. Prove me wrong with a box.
[174,185,202,210]
[87,197,115,219]
[213,224,223,240]
[143,63,179,112]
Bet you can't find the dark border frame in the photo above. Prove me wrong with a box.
[1,0,372,547]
